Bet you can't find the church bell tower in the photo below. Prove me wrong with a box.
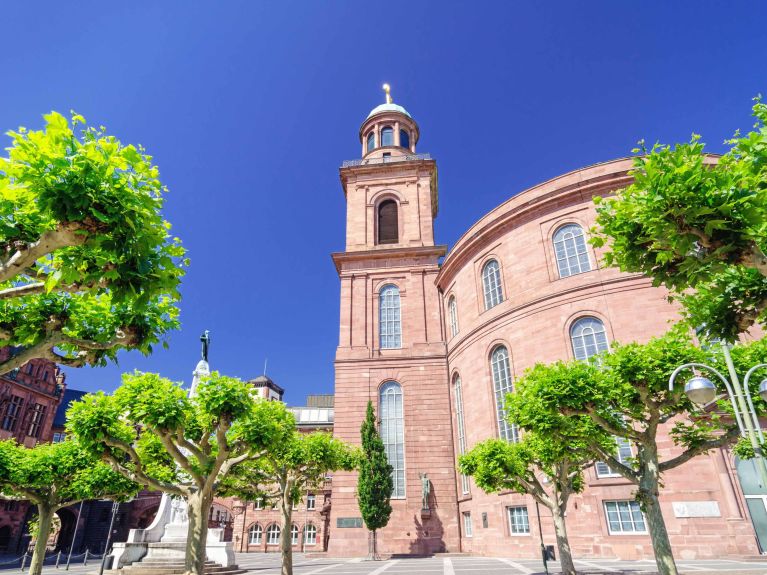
[328,86,459,556]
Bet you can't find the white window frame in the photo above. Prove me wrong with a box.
[254,498,263,510]
[507,506,530,535]
[482,260,504,310]
[304,524,317,546]
[248,524,262,545]
[491,346,518,443]
[290,524,299,545]
[596,437,633,478]
[462,511,473,538]
[454,375,470,495]
[306,494,316,510]
[266,524,281,545]
[448,296,459,338]
[380,381,406,498]
[379,284,402,349]
[570,317,609,361]
[553,224,592,278]
[604,500,647,535]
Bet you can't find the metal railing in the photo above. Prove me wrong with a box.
[341,153,432,168]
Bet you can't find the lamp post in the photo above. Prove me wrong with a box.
[668,340,767,486]
[98,501,120,575]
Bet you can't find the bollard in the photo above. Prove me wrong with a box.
[83,549,89,566]
[20,553,27,572]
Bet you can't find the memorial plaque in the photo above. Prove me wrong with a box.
[337,517,363,528]
[672,501,721,518]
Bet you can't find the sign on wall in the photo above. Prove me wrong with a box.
[672,501,721,518]
[336,517,363,528]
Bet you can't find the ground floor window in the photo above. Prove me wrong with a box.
[248,524,262,545]
[604,500,646,534]
[304,523,317,545]
[507,506,529,534]
[267,524,281,545]
[291,524,299,545]
[462,511,473,537]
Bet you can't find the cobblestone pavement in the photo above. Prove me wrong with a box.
[4,553,767,575]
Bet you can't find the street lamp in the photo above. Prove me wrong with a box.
[668,340,767,486]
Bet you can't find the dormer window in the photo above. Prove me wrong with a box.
[366,132,376,153]
[381,126,394,147]
[400,130,410,150]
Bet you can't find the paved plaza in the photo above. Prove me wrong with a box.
[7,552,766,575]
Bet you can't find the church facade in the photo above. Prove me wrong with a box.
[325,92,763,559]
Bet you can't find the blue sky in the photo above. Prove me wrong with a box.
[2,2,766,402]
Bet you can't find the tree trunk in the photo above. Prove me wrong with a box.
[280,483,293,575]
[185,490,213,575]
[550,505,576,575]
[368,530,378,561]
[29,503,55,575]
[639,455,678,575]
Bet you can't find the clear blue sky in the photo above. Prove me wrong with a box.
[2,2,766,402]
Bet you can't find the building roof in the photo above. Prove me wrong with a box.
[366,102,411,119]
[289,407,334,428]
[248,374,285,394]
[52,388,88,429]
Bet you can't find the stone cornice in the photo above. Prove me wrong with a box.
[331,245,447,275]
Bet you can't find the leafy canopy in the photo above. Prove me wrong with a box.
[0,111,186,370]
[592,98,767,340]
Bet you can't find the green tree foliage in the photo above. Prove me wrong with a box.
[460,393,612,575]
[0,112,185,371]
[515,327,765,575]
[220,430,355,575]
[0,439,137,575]
[66,371,293,575]
[356,401,392,560]
[592,98,767,341]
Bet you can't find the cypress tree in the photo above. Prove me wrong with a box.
[357,400,393,560]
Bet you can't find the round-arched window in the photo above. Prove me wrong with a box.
[248,524,262,545]
[570,317,609,360]
[400,129,410,149]
[266,524,281,545]
[482,260,503,310]
[377,199,398,244]
[380,381,405,498]
[381,126,394,147]
[379,284,401,349]
[304,523,317,545]
[290,524,299,545]
[553,224,591,278]
[366,131,376,153]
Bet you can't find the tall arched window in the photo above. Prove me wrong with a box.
[377,200,398,244]
[448,296,459,338]
[491,346,518,442]
[553,224,591,278]
[290,524,299,545]
[248,524,262,545]
[400,129,410,149]
[482,259,503,310]
[380,381,405,498]
[381,126,394,146]
[366,131,376,153]
[379,285,401,349]
[304,523,317,545]
[454,374,470,494]
[570,317,609,360]
[266,524,281,545]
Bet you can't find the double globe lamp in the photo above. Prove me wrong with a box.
[683,374,767,406]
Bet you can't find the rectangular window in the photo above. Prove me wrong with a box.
[27,404,47,438]
[307,494,316,510]
[596,437,633,478]
[604,500,647,534]
[52,432,66,443]
[507,506,530,535]
[1,396,24,432]
[254,499,263,510]
[292,499,299,511]
[462,511,473,537]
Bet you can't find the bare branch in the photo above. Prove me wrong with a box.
[157,432,203,486]
[588,441,639,483]
[659,426,740,473]
[0,224,87,284]
[101,439,186,496]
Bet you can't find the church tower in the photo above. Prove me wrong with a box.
[328,86,459,556]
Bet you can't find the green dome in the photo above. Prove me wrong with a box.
[366,103,412,119]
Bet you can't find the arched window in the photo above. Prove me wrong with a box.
[448,296,459,338]
[454,374,470,494]
[490,346,518,442]
[570,317,609,361]
[482,260,503,310]
[266,524,280,545]
[379,285,401,349]
[400,129,410,149]
[380,381,405,498]
[366,131,376,153]
[553,224,591,278]
[248,523,262,545]
[377,199,398,244]
[304,523,317,545]
[290,524,299,545]
[381,126,394,147]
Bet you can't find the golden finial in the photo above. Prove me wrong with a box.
[382,83,392,104]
